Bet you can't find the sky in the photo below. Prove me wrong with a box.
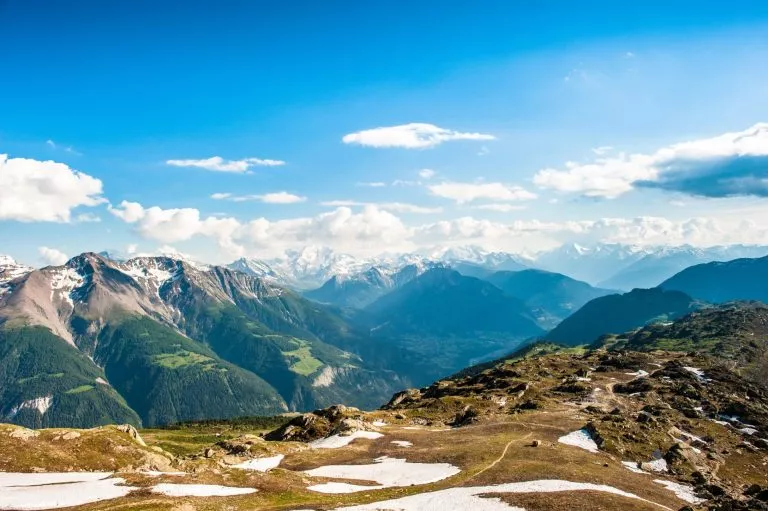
[2,0,768,266]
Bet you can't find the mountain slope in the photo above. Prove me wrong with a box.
[0,253,405,427]
[659,255,768,303]
[304,262,440,309]
[599,245,768,291]
[0,324,141,429]
[486,269,614,327]
[604,302,768,386]
[544,287,701,346]
[366,268,542,336]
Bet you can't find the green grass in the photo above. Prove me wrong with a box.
[282,339,324,376]
[153,350,216,369]
[65,384,95,394]
[18,372,65,384]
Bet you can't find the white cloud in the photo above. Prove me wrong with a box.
[356,181,387,187]
[38,246,69,266]
[419,168,436,179]
[210,192,306,203]
[107,199,768,258]
[473,204,527,212]
[75,213,101,223]
[108,201,243,256]
[534,123,768,198]
[0,154,105,222]
[46,139,80,155]
[477,146,490,156]
[428,182,537,204]
[320,200,442,214]
[342,123,496,149]
[166,156,285,173]
[256,192,307,204]
[392,179,420,187]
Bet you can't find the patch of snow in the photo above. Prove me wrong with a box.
[739,427,758,435]
[625,369,649,378]
[330,479,668,511]
[654,479,705,504]
[151,483,257,497]
[0,472,113,486]
[644,458,668,473]
[95,377,108,385]
[139,471,186,477]
[0,473,131,510]
[372,420,387,427]
[621,461,647,474]
[6,395,53,419]
[391,440,413,448]
[49,267,85,307]
[683,367,710,382]
[678,430,706,444]
[310,431,384,449]
[305,456,460,493]
[558,429,599,453]
[232,454,284,472]
[576,377,591,382]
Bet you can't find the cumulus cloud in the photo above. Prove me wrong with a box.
[428,182,537,204]
[38,246,69,266]
[534,123,768,198]
[0,154,106,222]
[320,200,442,214]
[342,123,495,149]
[107,198,768,257]
[166,156,285,173]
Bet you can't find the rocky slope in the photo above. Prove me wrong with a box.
[2,341,766,510]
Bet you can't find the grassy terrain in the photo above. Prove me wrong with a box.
[282,339,324,376]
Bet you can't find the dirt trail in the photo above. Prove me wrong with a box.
[470,433,531,480]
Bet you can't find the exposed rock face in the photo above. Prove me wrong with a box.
[264,404,376,442]
[8,426,40,440]
[114,424,146,446]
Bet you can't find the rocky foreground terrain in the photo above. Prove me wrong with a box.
[1,344,766,510]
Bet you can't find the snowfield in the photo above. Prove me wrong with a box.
[232,454,285,472]
[654,479,705,504]
[0,473,131,510]
[305,456,460,493]
[329,479,671,510]
[557,429,599,452]
[309,431,384,449]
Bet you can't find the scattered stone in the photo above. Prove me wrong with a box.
[531,439,541,447]
[204,448,215,458]
[9,427,40,440]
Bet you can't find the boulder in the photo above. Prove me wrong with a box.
[115,424,147,446]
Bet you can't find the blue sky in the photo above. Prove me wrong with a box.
[2,1,768,265]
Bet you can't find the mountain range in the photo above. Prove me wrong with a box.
[225,243,768,292]
[4,246,768,431]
